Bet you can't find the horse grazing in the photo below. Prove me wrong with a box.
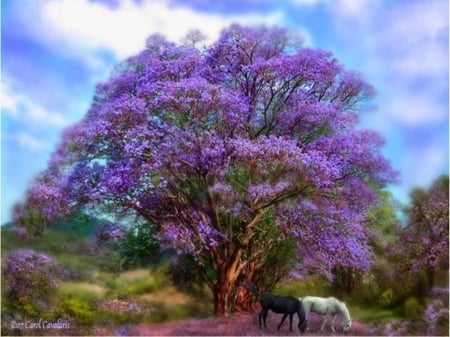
[259,293,307,332]
[299,296,352,332]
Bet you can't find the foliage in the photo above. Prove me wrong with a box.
[0,227,214,334]
[116,222,161,269]
[167,254,207,297]
[52,211,103,238]
[2,249,66,306]
[14,24,396,314]
[394,175,449,291]
[274,274,330,297]
[424,289,449,336]
[60,298,96,325]
[94,221,125,244]
[379,288,394,307]
[402,297,425,319]
[328,191,400,301]
[378,288,449,336]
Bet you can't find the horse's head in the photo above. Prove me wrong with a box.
[342,318,352,332]
[298,319,307,333]
[297,300,307,333]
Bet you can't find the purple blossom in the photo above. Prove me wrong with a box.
[15,24,398,313]
[3,249,65,301]
[94,222,126,244]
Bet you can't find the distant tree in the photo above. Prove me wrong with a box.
[397,175,449,291]
[14,24,396,315]
[331,190,400,297]
[116,222,161,269]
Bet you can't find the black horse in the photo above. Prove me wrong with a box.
[248,283,307,332]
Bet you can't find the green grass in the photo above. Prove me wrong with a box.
[58,282,106,300]
[273,275,403,326]
[350,305,400,324]
[274,274,331,297]
[2,223,213,329]
[1,225,403,330]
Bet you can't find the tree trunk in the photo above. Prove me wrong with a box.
[234,286,257,312]
[213,281,232,316]
[234,262,258,312]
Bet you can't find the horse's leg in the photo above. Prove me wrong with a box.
[321,314,331,332]
[331,314,336,332]
[304,309,310,331]
[258,309,264,329]
[261,309,268,329]
[277,314,288,331]
[288,313,294,332]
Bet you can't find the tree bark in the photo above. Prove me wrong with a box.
[213,281,232,316]
[234,262,258,312]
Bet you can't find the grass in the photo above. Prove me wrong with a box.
[0,225,405,334]
[274,274,331,297]
[58,282,107,300]
[1,224,216,331]
[350,305,400,324]
[273,276,404,327]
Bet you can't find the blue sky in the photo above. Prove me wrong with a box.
[1,0,448,223]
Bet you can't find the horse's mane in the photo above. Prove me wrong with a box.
[338,301,352,322]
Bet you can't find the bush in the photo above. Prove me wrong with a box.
[424,289,449,336]
[166,255,206,297]
[403,297,424,319]
[2,249,66,306]
[116,222,161,269]
[60,298,96,325]
[380,288,394,307]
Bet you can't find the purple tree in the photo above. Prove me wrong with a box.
[397,175,449,290]
[15,25,396,315]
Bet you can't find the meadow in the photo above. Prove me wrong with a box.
[3,221,438,337]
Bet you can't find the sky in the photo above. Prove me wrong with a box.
[1,0,449,224]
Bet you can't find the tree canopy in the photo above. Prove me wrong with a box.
[396,175,449,290]
[14,24,397,315]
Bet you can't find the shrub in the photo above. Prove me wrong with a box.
[2,249,66,306]
[424,289,449,336]
[403,297,424,319]
[166,255,206,297]
[380,288,394,306]
[116,222,161,269]
[60,298,96,325]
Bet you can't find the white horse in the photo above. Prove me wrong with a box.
[298,296,352,332]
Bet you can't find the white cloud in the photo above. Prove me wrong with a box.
[382,2,448,77]
[383,91,448,127]
[15,0,285,63]
[1,79,70,127]
[344,0,448,128]
[7,132,48,152]
[292,0,381,24]
[333,0,380,19]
